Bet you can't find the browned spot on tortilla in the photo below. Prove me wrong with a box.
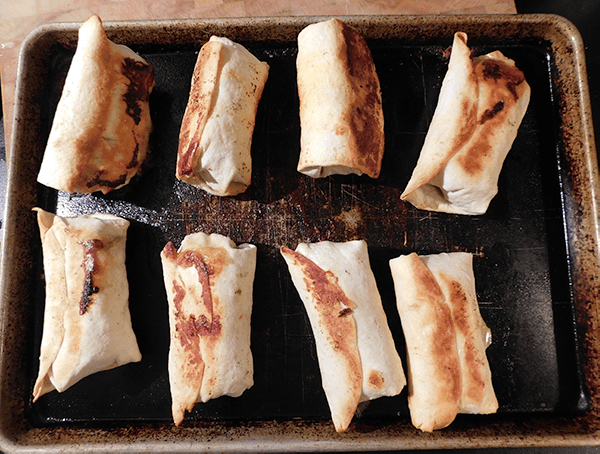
[334,124,347,136]
[171,279,204,383]
[125,140,140,170]
[163,240,177,260]
[407,254,461,426]
[439,273,486,404]
[67,33,113,188]
[481,59,526,98]
[456,32,468,46]
[337,19,384,179]
[177,42,222,178]
[368,370,385,389]
[480,100,505,124]
[164,242,232,345]
[176,248,231,322]
[164,240,233,392]
[456,57,528,177]
[429,297,462,417]
[339,307,353,317]
[428,301,461,405]
[412,254,446,303]
[122,57,154,126]
[173,277,186,305]
[86,170,128,189]
[162,239,236,410]
[78,238,104,315]
[447,80,479,158]
[281,246,362,429]
[481,59,503,81]
[284,247,358,355]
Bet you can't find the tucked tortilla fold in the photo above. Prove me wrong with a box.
[281,240,406,433]
[401,32,530,215]
[161,232,257,425]
[176,36,269,196]
[389,252,497,432]
[37,15,155,194]
[296,18,385,179]
[32,208,141,402]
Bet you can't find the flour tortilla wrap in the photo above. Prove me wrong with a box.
[176,36,269,196]
[390,252,497,432]
[401,32,530,215]
[296,18,385,179]
[281,240,406,432]
[160,232,257,425]
[420,252,498,414]
[37,15,154,194]
[32,208,141,402]
[389,252,461,432]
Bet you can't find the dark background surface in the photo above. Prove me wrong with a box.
[0,0,599,452]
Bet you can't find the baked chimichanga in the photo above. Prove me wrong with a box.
[401,32,530,215]
[37,15,155,194]
[296,18,385,179]
[420,252,498,415]
[281,240,406,433]
[389,252,497,432]
[32,208,141,402]
[177,36,269,196]
[160,232,257,425]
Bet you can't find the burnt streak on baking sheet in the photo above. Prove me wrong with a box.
[25,36,588,429]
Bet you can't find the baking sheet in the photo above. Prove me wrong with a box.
[1,14,599,452]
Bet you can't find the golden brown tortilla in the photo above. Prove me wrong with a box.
[32,208,141,402]
[390,251,497,432]
[281,240,406,432]
[296,18,385,179]
[161,232,257,425]
[37,15,154,194]
[401,32,530,215]
[176,36,269,196]
[390,252,461,432]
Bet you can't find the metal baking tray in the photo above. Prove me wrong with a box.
[1,14,599,452]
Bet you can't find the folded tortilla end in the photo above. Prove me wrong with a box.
[32,379,47,403]
[332,413,353,433]
[413,415,455,433]
[172,406,186,426]
[400,188,412,200]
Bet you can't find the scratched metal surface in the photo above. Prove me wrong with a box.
[20,33,587,428]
